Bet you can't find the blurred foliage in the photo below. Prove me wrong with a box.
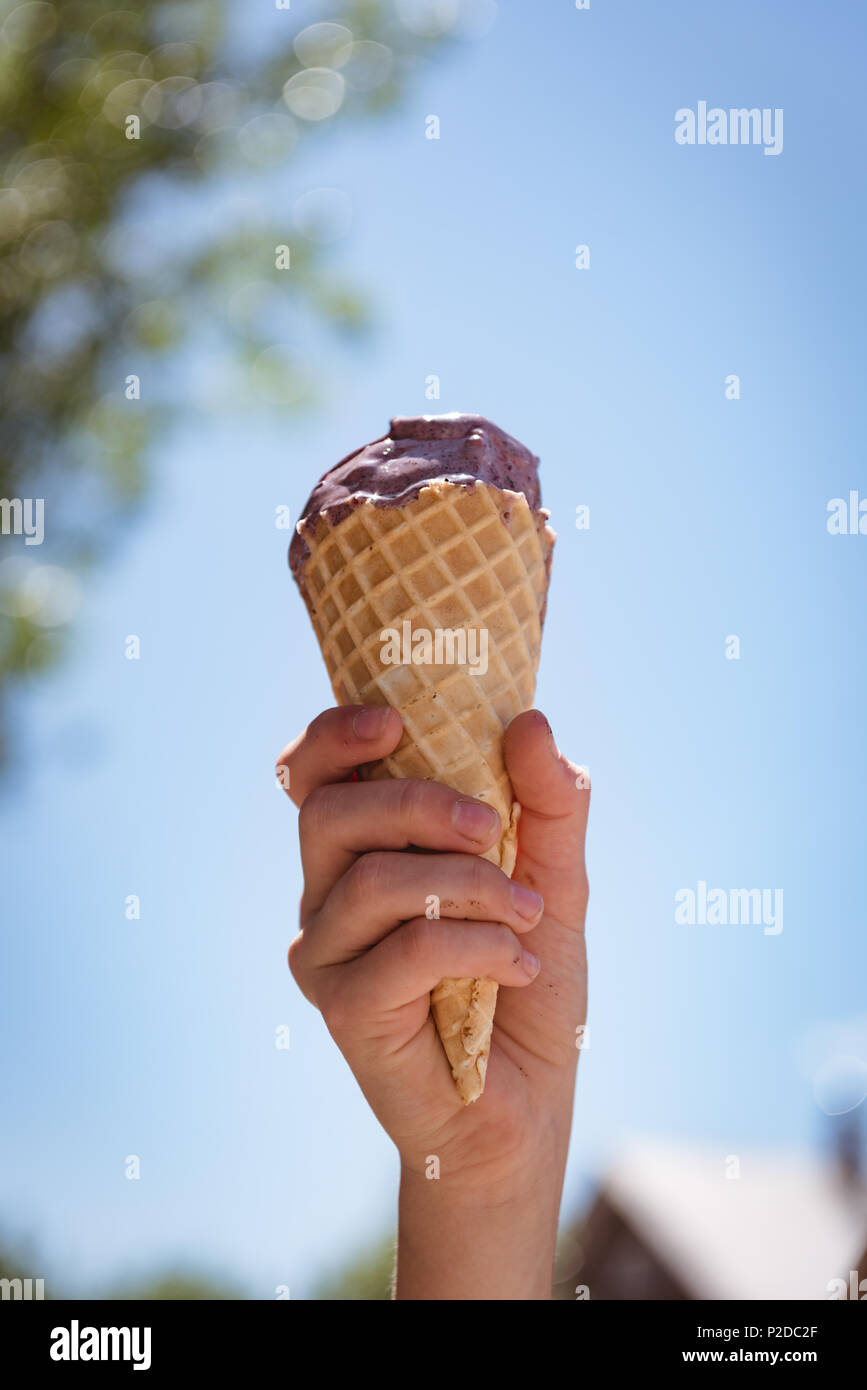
[0,1228,245,1298]
[0,1229,50,1294]
[108,1267,246,1300]
[0,0,447,762]
[0,1223,395,1300]
[312,1233,395,1299]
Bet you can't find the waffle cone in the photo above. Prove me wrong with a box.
[295,480,553,1102]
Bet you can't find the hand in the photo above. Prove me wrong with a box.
[277,704,590,1298]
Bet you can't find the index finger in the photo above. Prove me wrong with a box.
[275,705,403,807]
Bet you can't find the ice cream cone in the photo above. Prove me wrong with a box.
[291,417,554,1103]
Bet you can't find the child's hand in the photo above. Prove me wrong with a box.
[277,704,589,1298]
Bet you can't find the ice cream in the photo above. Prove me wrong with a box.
[290,412,554,1103]
[290,413,546,595]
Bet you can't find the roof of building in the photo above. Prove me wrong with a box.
[601,1139,867,1300]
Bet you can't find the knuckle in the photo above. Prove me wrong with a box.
[289,936,336,1016]
[287,932,317,1004]
[395,777,432,823]
[306,707,339,742]
[287,933,304,982]
[401,916,437,967]
[298,783,334,838]
[463,853,500,909]
[464,853,487,896]
[493,922,521,958]
[346,850,388,903]
[319,976,354,1036]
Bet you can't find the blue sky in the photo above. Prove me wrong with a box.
[2,0,865,1296]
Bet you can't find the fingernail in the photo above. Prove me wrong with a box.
[353,707,390,739]
[452,798,499,842]
[512,882,544,921]
[521,949,541,978]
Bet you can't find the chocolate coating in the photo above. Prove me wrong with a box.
[289,413,542,580]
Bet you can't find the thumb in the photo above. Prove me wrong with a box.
[504,710,590,894]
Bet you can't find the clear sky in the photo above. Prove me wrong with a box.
[2,0,866,1297]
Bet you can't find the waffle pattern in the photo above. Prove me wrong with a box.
[298,480,553,1101]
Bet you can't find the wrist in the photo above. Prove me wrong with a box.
[396,1156,564,1301]
[395,1111,572,1301]
[399,1121,564,1197]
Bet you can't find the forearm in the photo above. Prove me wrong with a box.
[394,1113,573,1300]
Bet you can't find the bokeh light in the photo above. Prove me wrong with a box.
[397,0,497,39]
[192,81,241,133]
[224,278,272,330]
[282,67,345,122]
[122,297,182,352]
[141,76,203,129]
[18,219,77,278]
[343,39,392,92]
[798,1016,867,1116]
[813,1057,867,1117]
[396,0,460,38]
[1,1,57,53]
[237,112,298,166]
[102,78,154,129]
[0,557,80,626]
[293,22,354,70]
